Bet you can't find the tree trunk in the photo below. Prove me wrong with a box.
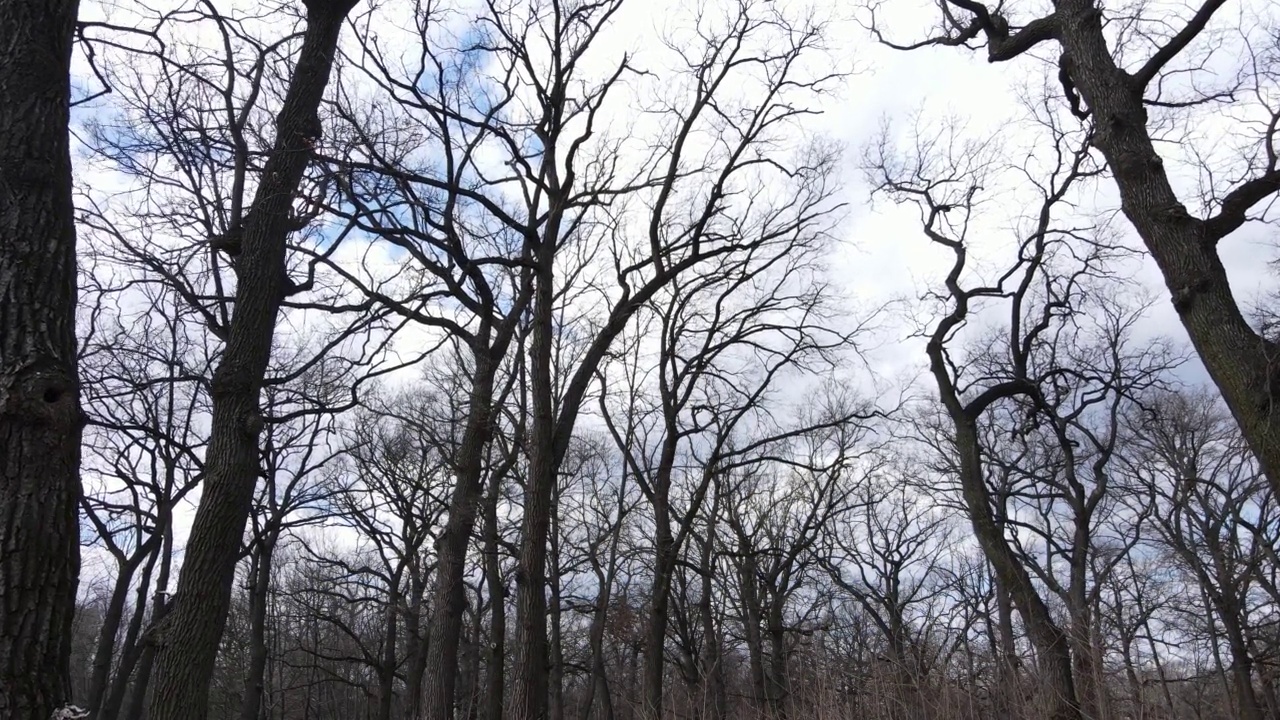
[146,3,357,718]
[97,545,159,720]
[765,599,789,719]
[950,418,1082,720]
[641,486,676,719]
[468,602,487,720]
[548,509,564,720]
[1054,0,1280,494]
[511,217,561,720]
[421,354,500,720]
[582,564,614,720]
[1221,614,1264,720]
[377,581,402,720]
[125,592,172,720]
[739,550,767,714]
[0,2,82,718]
[698,528,726,720]
[482,469,507,720]
[402,573,429,720]
[86,548,150,713]
[237,536,277,720]
[118,521,174,720]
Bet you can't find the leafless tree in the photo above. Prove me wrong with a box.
[76,277,211,720]
[863,0,1280,505]
[1120,389,1277,719]
[821,474,958,719]
[868,95,1166,717]
[73,1,370,716]
[323,1,849,716]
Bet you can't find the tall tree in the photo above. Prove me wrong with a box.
[868,0,1280,502]
[146,2,361,718]
[510,4,845,714]
[0,1,83,718]
[868,110,1102,719]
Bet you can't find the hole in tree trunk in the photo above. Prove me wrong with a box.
[44,387,63,403]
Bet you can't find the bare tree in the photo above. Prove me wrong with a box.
[138,2,362,717]
[42,2,1280,718]
[509,5,846,714]
[869,103,1119,718]
[325,2,848,717]
[76,278,211,720]
[1121,389,1275,720]
[864,0,1280,498]
[596,191,860,716]
[237,376,347,720]
[721,421,873,720]
[821,475,958,719]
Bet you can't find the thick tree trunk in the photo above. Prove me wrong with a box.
[146,4,356,718]
[936,397,1085,717]
[548,513,564,720]
[697,526,726,720]
[765,601,789,719]
[950,418,1082,720]
[402,574,428,720]
[0,2,82,718]
[1219,612,1264,720]
[738,551,767,713]
[1054,0,1280,494]
[421,356,499,720]
[461,603,485,720]
[377,581,402,720]
[512,237,559,720]
[995,580,1018,678]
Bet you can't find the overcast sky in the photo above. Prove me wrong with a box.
[69,0,1280,590]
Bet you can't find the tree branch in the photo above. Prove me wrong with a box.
[1201,168,1280,242]
[1131,0,1229,89]
[943,0,1058,62]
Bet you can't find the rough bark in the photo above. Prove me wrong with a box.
[420,354,500,720]
[145,3,357,718]
[511,229,561,720]
[402,573,429,720]
[936,0,1280,527]
[1050,0,1280,494]
[0,1,82,718]
[948,416,1082,720]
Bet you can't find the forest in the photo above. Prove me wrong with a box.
[1,0,1279,719]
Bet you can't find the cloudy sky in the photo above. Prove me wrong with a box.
[68,0,1279,588]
